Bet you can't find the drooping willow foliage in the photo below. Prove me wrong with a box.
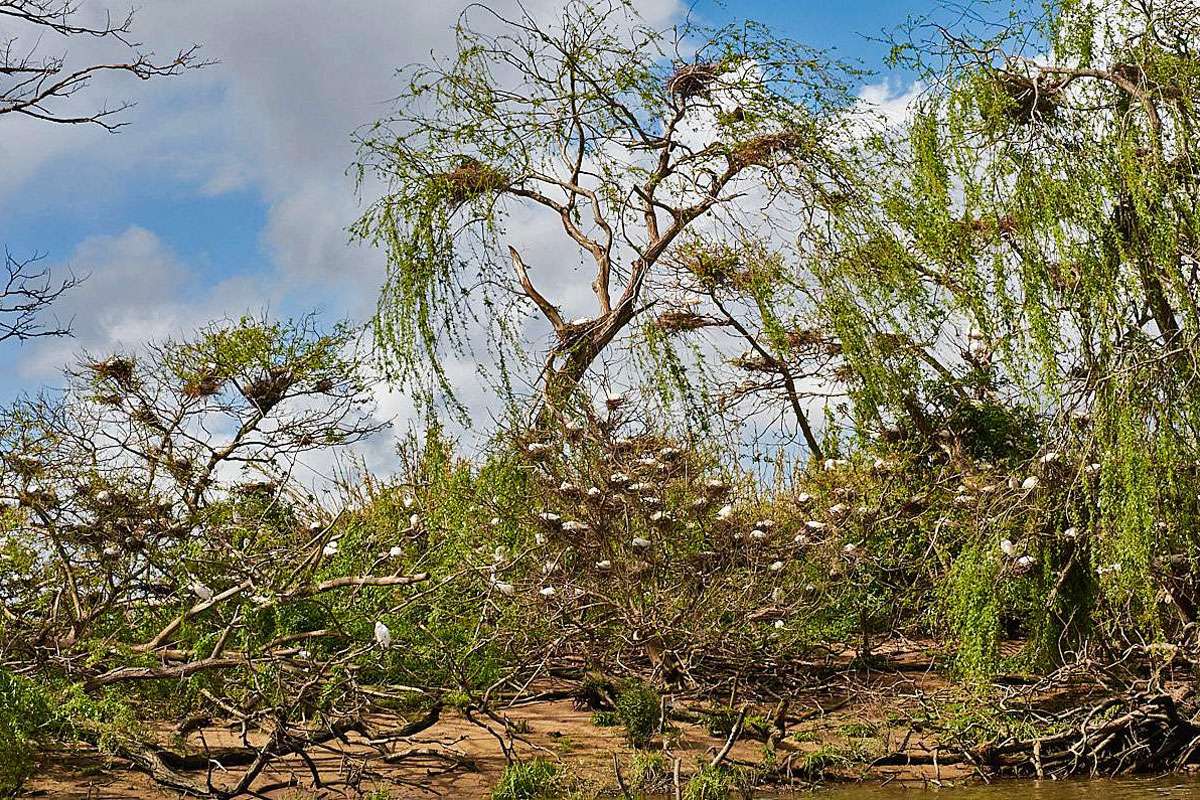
[353,0,1200,665]
[814,0,1200,645]
[352,0,863,422]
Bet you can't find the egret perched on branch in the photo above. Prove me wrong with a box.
[374,620,392,648]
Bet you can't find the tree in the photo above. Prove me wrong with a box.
[1,0,204,129]
[1,1,206,344]
[354,0,859,438]
[0,316,406,795]
[811,0,1200,644]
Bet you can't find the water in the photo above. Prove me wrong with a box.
[816,775,1200,799]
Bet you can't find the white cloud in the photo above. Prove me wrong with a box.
[15,226,277,379]
[857,79,923,128]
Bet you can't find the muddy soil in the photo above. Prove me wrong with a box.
[24,645,990,798]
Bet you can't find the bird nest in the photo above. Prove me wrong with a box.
[994,71,1061,123]
[730,130,812,168]
[654,310,713,333]
[730,353,779,373]
[182,373,224,399]
[242,367,293,413]
[666,62,720,98]
[786,328,841,356]
[87,356,136,389]
[437,157,509,203]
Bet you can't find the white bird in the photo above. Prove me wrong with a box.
[526,442,551,455]
[586,486,602,498]
[493,581,515,596]
[538,512,562,525]
[756,519,776,529]
[771,587,785,603]
[308,521,323,533]
[631,537,651,549]
[1039,451,1061,465]
[102,545,120,557]
[805,520,827,531]
[828,503,849,517]
[1084,463,1101,476]
[1062,527,1079,540]
[191,582,213,601]
[389,546,403,558]
[842,543,858,555]
[562,520,590,533]
[539,586,557,598]
[1014,554,1036,572]
[322,540,339,557]
[768,560,785,572]
[705,479,730,494]
[534,532,547,545]
[96,490,112,503]
[716,504,734,521]
[595,559,612,570]
[490,516,501,526]
[374,620,392,648]
[773,619,785,630]
[1000,539,1017,557]
[609,472,631,485]
[408,513,420,528]
[403,496,416,509]
[796,493,814,505]
[749,529,767,541]
[649,511,667,522]
[1021,475,1041,490]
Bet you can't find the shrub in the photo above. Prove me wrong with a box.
[683,765,731,800]
[614,679,662,749]
[491,759,563,800]
[0,670,53,797]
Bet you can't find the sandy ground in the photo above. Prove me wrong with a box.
[27,646,976,798]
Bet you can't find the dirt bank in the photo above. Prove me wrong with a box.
[28,642,996,798]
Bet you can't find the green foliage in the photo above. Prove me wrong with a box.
[0,670,50,796]
[614,679,661,749]
[491,759,564,800]
[682,765,732,800]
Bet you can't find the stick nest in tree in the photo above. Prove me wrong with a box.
[787,327,841,355]
[654,310,715,333]
[731,130,813,167]
[666,63,720,98]
[242,367,293,413]
[995,72,1061,122]
[182,373,224,399]
[437,157,509,203]
[87,357,137,390]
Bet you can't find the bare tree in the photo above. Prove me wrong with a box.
[1,1,206,345]
[0,250,79,343]
[1,0,205,129]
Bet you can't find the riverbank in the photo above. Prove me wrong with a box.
[33,638,1199,799]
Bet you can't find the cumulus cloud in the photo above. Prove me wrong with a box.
[13,226,276,380]
[857,79,924,128]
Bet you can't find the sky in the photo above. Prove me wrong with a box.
[0,0,936,446]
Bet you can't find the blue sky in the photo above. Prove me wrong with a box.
[0,0,935,409]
